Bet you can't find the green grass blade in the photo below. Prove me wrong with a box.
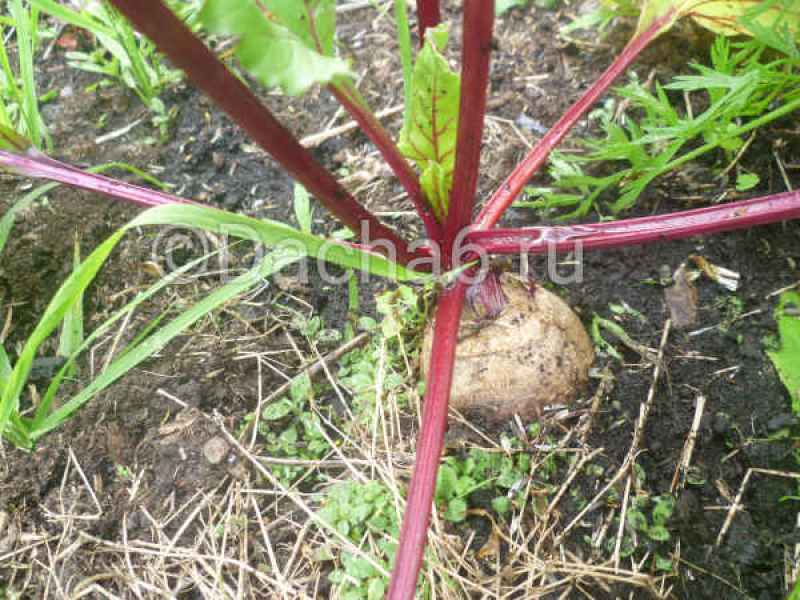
[28,0,115,38]
[293,182,313,235]
[31,248,305,439]
[393,0,414,131]
[129,204,425,281]
[57,238,84,364]
[33,249,219,424]
[0,228,126,441]
[5,200,421,445]
[0,25,19,130]
[9,0,48,149]
[0,343,11,398]
[0,182,57,256]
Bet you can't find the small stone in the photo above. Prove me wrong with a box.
[203,437,229,465]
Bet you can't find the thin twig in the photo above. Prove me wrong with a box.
[671,394,706,494]
[613,319,671,569]
[715,468,800,549]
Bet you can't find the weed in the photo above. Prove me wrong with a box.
[625,493,675,544]
[318,480,398,599]
[254,374,331,487]
[519,37,800,218]
[31,0,202,138]
[338,286,425,420]
[714,294,745,333]
[115,464,133,480]
[436,440,531,521]
[608,492,676,572]
[765,291,800,411]
[0,0,50,149]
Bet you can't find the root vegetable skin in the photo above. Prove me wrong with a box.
[422,275,594,422]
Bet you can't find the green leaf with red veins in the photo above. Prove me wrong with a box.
[398,25,460,222]
[633,0,688,36]
[199,0,350,96]
[635,0,799,41]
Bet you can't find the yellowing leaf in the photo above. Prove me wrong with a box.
[687,0,800,38]
[419,162,450,222]
[634,0,800,44]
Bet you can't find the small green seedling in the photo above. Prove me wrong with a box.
[338,286,424,420]
[435,441,532,522]
[30,0,195,137]
[626,494,675,543]
[256,373,331,486]
[318,481,398,600]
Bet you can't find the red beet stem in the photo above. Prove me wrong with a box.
[329,82,442,239]
[474,12,673,230]
[107,0,419,264]
[467,190,800,254]
[416,0,442,45]
[0,149,191,208]
[443,0,494,262]
[386,278,467,600]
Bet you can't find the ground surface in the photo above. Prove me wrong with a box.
[1,2,799,599]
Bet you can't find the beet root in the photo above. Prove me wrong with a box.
[422,274,594,423]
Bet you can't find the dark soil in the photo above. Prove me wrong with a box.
[1,3,799,599]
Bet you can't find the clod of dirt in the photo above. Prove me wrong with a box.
[202,437,230,465]
[422,274,594,422]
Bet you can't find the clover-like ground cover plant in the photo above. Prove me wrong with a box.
[1,0,799,597]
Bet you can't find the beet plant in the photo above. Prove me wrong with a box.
[1,0,799,597]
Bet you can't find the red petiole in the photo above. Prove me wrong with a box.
[442,0,494,264]
[467,189,800,255]
[107,0,420,264]
[474,10,675,230]
[415,0,442,46]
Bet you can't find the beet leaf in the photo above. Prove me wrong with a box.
[398,26,461,223]
[199,0,350,96]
